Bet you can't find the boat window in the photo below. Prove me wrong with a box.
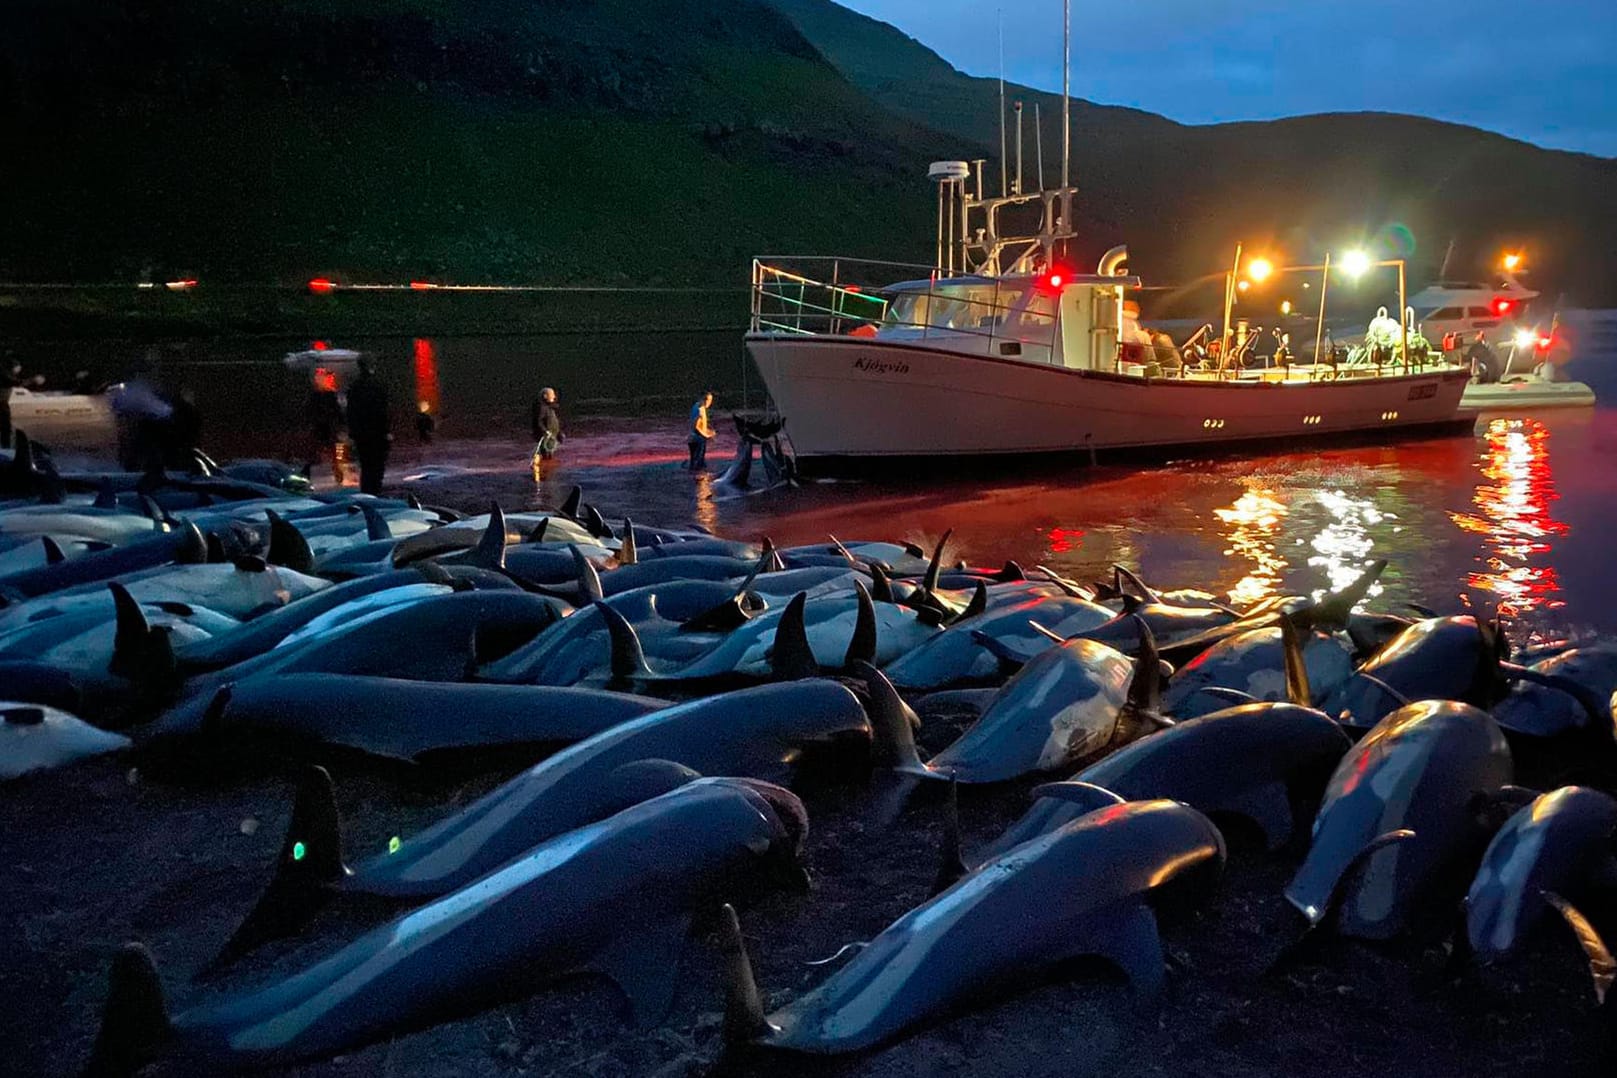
[1015,290,1056,329]
[1465,307,1493,319]
[1425,307,1462,321]
[884,284,1013,332]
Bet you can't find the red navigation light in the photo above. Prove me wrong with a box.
[312,340,330,352]
[308,277,336,295]
[1537,335,1553,350]
[1039,269,1069,292]
[410,280,433,291]
[1493,298,1513,316]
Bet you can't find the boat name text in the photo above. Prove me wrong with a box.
[853,356,910,376]
[1406,382,1438,401]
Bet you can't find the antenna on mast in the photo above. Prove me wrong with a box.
[998,10,1008,198]
[1060,0,1072,247]
[1034,101,1045,190]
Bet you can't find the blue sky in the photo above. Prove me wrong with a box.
[838,0,1617,158]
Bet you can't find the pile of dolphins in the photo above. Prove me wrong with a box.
[4,427,1617,1073]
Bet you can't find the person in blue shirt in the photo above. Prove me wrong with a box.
[687,390,715,470]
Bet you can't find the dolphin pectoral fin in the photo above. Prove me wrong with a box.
[1216,783,1295,851]
[972,630,1026,677]
[1280,616,1312,706]
[1080,903,1166,998]
[1545,892,1617,1005]
[1027,781,1126,814]
[207,766,349,972]
[770,593,818,681]
[843,581,877,669]
[86,943,170,1078]
[718,904,777,1042]
[826,534,857,564]
[590,912,694,1027]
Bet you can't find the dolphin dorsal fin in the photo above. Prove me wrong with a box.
[469,503,507,570]
[1126,615,1162,714]
[953,581,988,624]
[87,943,170,1078]
[922,528,954,597]
[618,518,638,566]
[853,660,929,775]
[571,545,604,603]
[108,582,149,680]
[1280,615,1312,706]
[1311,558,1389,630]
[842,580,878,669]
[770,593,818,681]
[560,485,584,518]
[868,563,895,603]
[718,904,775,1041]
[40,534,65,565]
[1113,563,1160,604]
[362,504,390,542]
[595,600,652,680]
[265,510,315,574]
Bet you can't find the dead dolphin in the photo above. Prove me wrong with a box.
[87,777,806,1075]
[883,592,1115,690]
[722,799,1225,1054]
[202,675,667,765]
[1162,625,1355,718]
[0,702,130,779]
[1466,786,1617,959]
[924,618,1163,783]
[1326,616,1509,728]
[1286,700,1514,939]
[986,701,1350,857]
[0,523,207,601]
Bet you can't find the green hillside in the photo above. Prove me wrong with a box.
[0,0,952,286]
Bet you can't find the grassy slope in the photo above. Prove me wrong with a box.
[768,0,1617,307]
[0,0,951,287]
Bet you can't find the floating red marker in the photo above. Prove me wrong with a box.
[308,277,336,295]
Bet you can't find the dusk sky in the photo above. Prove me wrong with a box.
[839,0,1617,158]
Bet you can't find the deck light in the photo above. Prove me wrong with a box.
[1038,269,1070,292]
[1339,250,1372,279]
[1237,280,1250,293]
[1513,328,1536,350]
[1280,300,1292,315]
[1246,258,1274,283]
[1503,253,1523,272]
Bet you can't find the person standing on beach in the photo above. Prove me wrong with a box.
[305,368,346,484]
[687,390,715,470]
[531,387,561,480]
[346,358,392,495]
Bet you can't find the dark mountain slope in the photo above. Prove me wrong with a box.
[769,0,1617,306]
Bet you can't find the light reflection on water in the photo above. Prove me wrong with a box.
[1449,417,1568,618]
[1212,486,1288,608]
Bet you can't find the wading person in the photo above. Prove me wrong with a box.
[415,400,437,444]
[530,387,561,480]
[687,390,715,470]
[346,358,392,495]
[305,368,346,484]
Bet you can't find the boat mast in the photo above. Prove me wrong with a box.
[1060,0,1071,251]
[998,11,1008,197]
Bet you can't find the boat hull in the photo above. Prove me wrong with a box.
[746,335,1475,464]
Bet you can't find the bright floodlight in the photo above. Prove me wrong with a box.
[1237,280,1251,293]
[1280,300,1293,315]
[1339,250,1372,279]
[1247,257,1274,283]
[1503,253,1523,272]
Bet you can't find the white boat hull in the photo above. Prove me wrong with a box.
[746,334,1474,463]
[1462,378,1596,410]
[7,389,115,447]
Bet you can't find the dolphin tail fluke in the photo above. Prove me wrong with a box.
[1280,615,1312,706]
[618,518,638,566]
[572,545,604,604]
[770,593,818,681]
[854,661,930,775]
[842,581,877,669]
[718,904,774,1042]
[929,779,967,897]
[469,503,507,570]
[1545,892,1616,1005]
[207,766,348,973]
[596,600,653,681]
[1311,558,1388,629]
[265,510,315,574]
[85,943,169,1077]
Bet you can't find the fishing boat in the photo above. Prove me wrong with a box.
[744,171,1473,471]
[7,385,115,447]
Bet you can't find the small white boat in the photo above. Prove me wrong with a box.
[283,345,363,371]
[7,386,115,446]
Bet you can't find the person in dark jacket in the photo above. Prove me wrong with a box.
[530,387,561,480]
[305,368,346,484]
[164,387,204,470]
[346,358,391,495]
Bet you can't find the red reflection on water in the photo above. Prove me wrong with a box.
[1448,417,1568,616]
[1047,527,1083,554]
[412,338,441,414]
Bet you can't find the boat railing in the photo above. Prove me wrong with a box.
[750,257,1061,358]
